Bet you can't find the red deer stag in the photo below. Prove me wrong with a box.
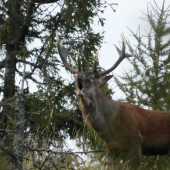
[56,33,170,170]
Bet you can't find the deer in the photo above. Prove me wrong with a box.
[56,33,170,170]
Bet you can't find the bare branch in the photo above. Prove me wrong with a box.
[23,144,106,155]
[0,129,13,133]
[17,59,41,68]
[21,64,26,91]
[25,111,40,115]
[16,69,42,85]
[0,94,16,108]
[34,0,60,4]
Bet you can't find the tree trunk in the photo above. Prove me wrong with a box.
[0,44,17,145]
[12,91,25,170]
[4,44,16,99]
[0,44,17,125]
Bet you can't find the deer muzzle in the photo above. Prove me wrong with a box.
[77,77,84,96]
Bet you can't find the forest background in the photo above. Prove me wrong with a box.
[0,0,170,169]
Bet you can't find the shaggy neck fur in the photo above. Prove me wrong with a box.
[77,87,119,136]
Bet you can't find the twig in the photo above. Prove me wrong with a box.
[23,144,106,155]
[0,129,13,132]
[25,111,40,115]
[21,63,26,91]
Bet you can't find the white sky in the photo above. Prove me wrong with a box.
[92,0,169,99]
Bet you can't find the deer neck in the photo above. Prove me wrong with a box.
[77,88,118,132]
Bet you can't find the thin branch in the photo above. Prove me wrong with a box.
[21,64,26,91]
[25,111,40,115]
[0,129,13,132]
[17,59,41,68]
[0,94,16,108]
[23,144,106,155]
[34,0,60,4]
[31,39,47,74]
[15,69,44,85]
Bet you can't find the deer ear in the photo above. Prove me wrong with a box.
[96,75,113,85]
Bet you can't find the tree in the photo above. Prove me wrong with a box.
[0,0,111,135]
[114,1,170,169]
[0,0,116,169]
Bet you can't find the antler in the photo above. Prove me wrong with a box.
[56,33,81,74]
[92,52,99,73]
[94,35,133,77]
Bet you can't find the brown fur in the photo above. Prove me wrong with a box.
[75,72,170,170]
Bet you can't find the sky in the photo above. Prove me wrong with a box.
[92,0,170,99]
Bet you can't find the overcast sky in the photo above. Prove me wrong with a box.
[93,0,170,99]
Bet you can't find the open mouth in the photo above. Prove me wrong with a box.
[77,79,84,96]
[78,79,83,91]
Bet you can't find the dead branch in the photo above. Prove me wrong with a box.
[23,144,106,155]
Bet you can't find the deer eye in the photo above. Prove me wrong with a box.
[90,76,95,83]
[90,76,95,80]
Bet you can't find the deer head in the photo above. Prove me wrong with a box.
[56,33,132,105]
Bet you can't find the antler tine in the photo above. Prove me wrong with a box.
[78,49,81,72]
[92,52,99,73]
[56,33,80,74]
[95,35,133,77]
